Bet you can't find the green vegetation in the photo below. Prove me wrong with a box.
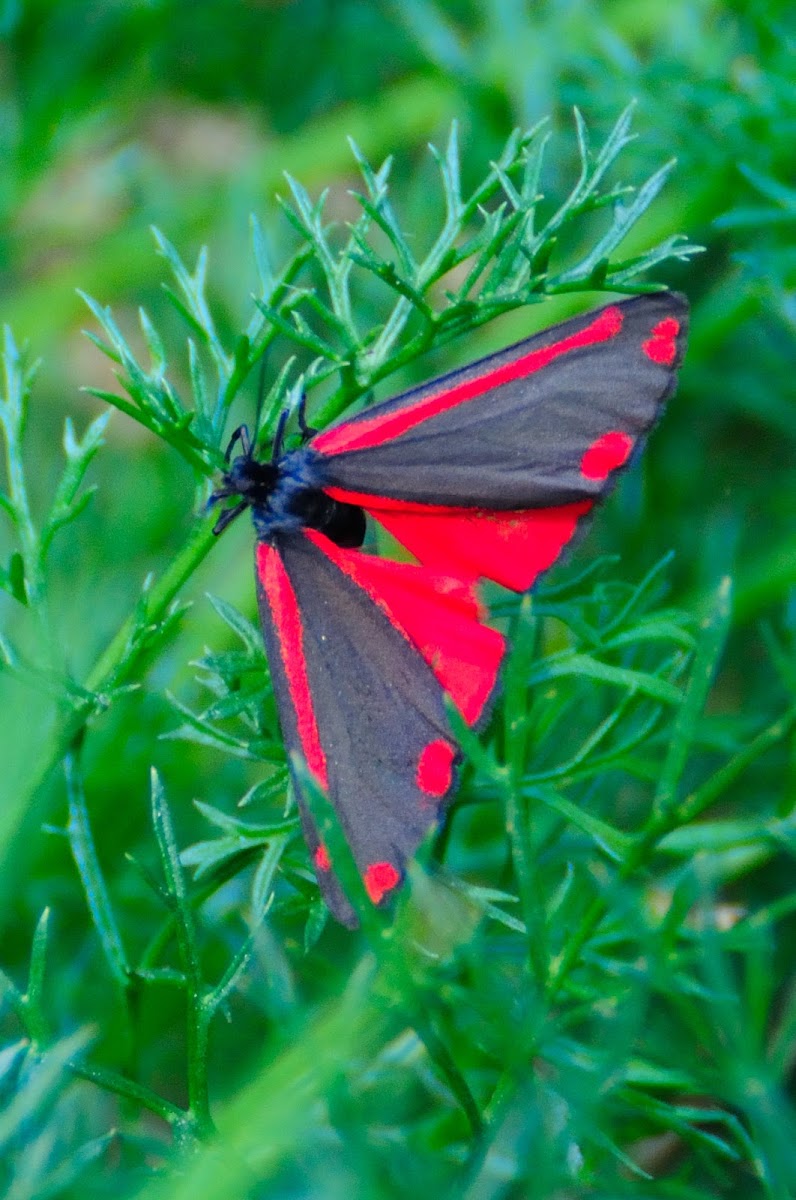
[0,2,794,1196]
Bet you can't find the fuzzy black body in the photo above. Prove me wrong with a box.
[216,443,366,547]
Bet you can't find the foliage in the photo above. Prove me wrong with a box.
[0,3,795,1198]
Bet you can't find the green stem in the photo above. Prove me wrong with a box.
[65,752,130,986]
[0,515,218,909]
[0,333,50,645]
[546,706,796,1001]
[413,1010,483,1137]
[85,517,216,696]
[676,707,796,826]
[22,907,51,1048]
[151,771,215,1138]
[506,786,549,987]
[70,1062,187,1129]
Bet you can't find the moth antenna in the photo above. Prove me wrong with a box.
[297,391,317,441]
[224,424,251,463]
[272,409,289,462]
[253,354,267,444]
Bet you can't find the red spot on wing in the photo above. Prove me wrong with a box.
[417,739,455,797]
[257,544,328,789]
[324,488,592,593]
[643,316,680,366]
[313,306,625,456]
[364,861,401,904]
[580,431,634,481]
[304,530,505,725]
[644,339,676,365]
[314,844,331,872]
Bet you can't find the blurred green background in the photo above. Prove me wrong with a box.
[0,1,795,1197]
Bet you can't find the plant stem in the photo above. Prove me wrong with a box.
[151,771,215,1138]
[0,515,217,906]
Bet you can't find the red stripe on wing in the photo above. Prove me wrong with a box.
[256,543,329,788]
[324,488,592,592]
[303,530,505,725]
[312,306,625,456]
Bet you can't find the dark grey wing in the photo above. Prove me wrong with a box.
[255,531,505,926]
[311,293,688,509]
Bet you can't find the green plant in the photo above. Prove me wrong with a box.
[1,111,793,1200]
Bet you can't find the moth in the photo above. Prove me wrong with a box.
[211,293,688,925]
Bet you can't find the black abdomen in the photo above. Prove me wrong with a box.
[291,488,367,548]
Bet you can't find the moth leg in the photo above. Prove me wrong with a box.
[207,484,231,506]
[212,499,248,535]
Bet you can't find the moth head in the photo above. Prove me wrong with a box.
[209,424,279,535]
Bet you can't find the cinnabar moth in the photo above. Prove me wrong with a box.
[211,293,688,926]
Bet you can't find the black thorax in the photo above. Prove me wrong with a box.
[210,430,366,548]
